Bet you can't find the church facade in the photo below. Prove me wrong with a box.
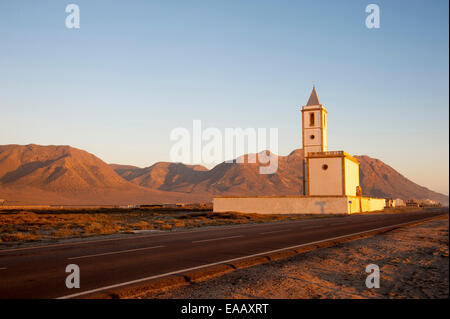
[213,87,386,215]
[301,86,361,198]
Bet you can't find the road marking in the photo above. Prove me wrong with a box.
[260,229,290,235]
[0,267,7,270]
[57,215,441,299]
[0,218,334,253]
[301,224,326,229]
[192,235,243,243]
[302,225,321,228]
[1,211,414,254]
[67,246,165,260]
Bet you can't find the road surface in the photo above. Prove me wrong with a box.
[0,208,447,298]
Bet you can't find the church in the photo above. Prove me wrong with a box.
[213,87,386,214]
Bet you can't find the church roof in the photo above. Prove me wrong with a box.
[306,86,321,106]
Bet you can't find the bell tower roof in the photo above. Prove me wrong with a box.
[306,85,321,106]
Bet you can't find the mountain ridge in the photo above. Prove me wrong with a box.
[0,144,207,205]
[0,144,447,205]
[111,149,448,204]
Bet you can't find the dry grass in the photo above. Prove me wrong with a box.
[0,208,328,247]
[0,207,425,247]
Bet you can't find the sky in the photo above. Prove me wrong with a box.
[0,0,448,195]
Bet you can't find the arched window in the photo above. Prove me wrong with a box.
[309,113,315,126]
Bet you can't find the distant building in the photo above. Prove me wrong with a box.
[420,199,441,207]
[393,198,406,207]
[385,199,394,208]
[119,204,139,209]
[0,199,5,206]
[406,199,420,207]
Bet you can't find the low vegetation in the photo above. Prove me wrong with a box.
[1,206,428,247]
[0,207,331,247]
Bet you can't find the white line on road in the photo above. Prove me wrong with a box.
[260,229,290,235]
[192,235,243,243]
[2,211,418,254]
[57,216,438,299]
[68,245,165,260]
[0,218,331,253]
[301,225,324,229]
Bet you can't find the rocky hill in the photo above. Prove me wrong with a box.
[0,145,447,205]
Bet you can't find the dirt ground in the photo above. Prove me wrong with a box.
[142,216,449,299]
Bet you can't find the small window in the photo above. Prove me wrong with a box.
[322,164,328,170]
[309,113,315,126]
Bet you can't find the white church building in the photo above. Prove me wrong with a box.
[213,87,386,215]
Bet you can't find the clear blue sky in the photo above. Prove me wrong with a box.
[0,0,448,195]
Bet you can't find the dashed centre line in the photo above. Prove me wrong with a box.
[58,215,441,299]
[68,245,165,260]
[301,225,324,229]
[192,235,243,243]
[260,229,291,235]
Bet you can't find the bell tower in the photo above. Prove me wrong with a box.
[301,86,328,195]
[302,86,328,158]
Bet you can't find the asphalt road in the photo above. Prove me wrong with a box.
[0,208,447,299]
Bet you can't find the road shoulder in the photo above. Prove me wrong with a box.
[140,215,449,299]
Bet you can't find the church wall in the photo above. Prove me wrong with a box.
[213,196,349,214]
[302,110,321,128]
[304,128,322,145]
[213,196,386,215]
[304,145,325,156]
[344,158,359,196]
[346,196,386,213]
[308,157,343,196]
[362,197,386,211]
[322,112,328,151]
[347,197,361,213]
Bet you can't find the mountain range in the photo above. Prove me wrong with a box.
[0,144,447,205]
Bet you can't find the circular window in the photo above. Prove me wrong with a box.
[322,164,328,170]
[310,135,315,140]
